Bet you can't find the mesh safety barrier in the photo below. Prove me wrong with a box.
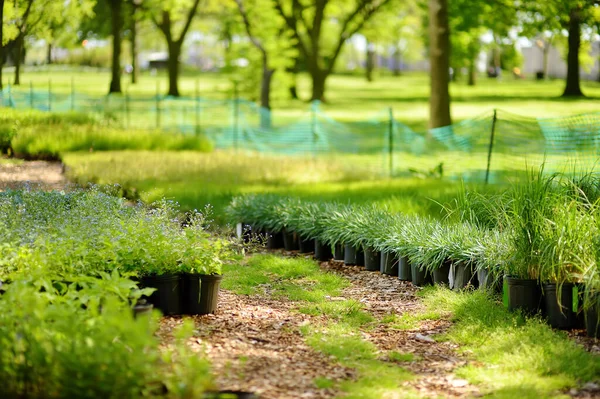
[2,86,600,182]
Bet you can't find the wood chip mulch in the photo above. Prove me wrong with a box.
[158,256,484,398]
[0,160,67,191]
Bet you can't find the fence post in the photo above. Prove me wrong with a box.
[485,109,498,185]
[7,83,12,107]
[70,77,75,111]
[125,87,130,129]
[156,81,161,128]
[388,107,394,177]
[48,79,52,112]
[29,81,34,109]
[233,81,239,151]
[195,79,200,135]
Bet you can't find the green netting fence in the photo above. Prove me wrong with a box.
[2,84,600,183]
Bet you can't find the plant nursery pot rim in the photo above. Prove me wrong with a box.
[141,274,180,282]
[199,274,223,281]
[505,276,538,285]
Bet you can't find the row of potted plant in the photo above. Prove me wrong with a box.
[226,170,600,337]
[0,189,231,316]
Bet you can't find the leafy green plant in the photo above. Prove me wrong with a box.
[0,273,214,398]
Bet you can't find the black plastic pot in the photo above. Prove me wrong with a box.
[266,230,284,249]
[314,240,333,261]
[141,274,182,316]
[543,283,575,329]
[355,246,365,267]
[432,262,451,286]
[411,264,432,286]
[450,262,476,290]
[198,274,223,315]
[298,237,315,254]
[506,277,543,315]
[334,243,344,261]
[364,247,380,271]
[181,273,203,315]
[283,229,299,251]
[574,284,586,329]
[477,268,500,292]
[398,256,411,281]
[380,251,398,275]
[133,299,153,318]
[585,299,600,338]
[344,244,357,266]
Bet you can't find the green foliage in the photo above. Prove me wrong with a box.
[0,189,230,280]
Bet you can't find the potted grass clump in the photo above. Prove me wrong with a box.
[502,169,563,315]
[337,205,384,268]
[361,207,396,272]
[401,215,440,286]
[471,229,512,292]
[282,200,317,254]
[319,204,353,264]
[538,198,595,329]
[227,195,282,248]
[290,202,333,261]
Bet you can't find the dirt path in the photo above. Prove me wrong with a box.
[0,160,68,191]
[159,257,481,399]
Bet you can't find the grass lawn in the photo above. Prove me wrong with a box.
[3,68,600,130]
[62,150,506,222]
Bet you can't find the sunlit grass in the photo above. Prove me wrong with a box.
[62,150,499,222]
[416,286,600,398]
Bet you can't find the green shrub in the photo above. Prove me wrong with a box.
[0,273,213,398]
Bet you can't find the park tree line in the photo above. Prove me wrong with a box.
[1,0,600,129]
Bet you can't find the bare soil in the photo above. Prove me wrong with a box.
[0,160,68,191]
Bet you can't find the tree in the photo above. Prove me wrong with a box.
[522,0,599,97]
[428,0,451,128]
[360,0,424,80]
[5,0,94,86]
[273,0,393,102]
[232,0,294,124]
[148,0,202,97]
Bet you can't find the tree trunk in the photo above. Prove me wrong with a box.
[393,46,401,76]
[14,34,24,85]
[167,41,181,97]
[288,56,299,99]
[46,42,52,64]
[109,0,123,93]
[366,41,375,82]
[130,3,138,85]
[0,0,4,91]
[310,69,326,102]
[428,0,451,129]
[468,60,476,86]
[562,8,583,97]
[260,67,275,128]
